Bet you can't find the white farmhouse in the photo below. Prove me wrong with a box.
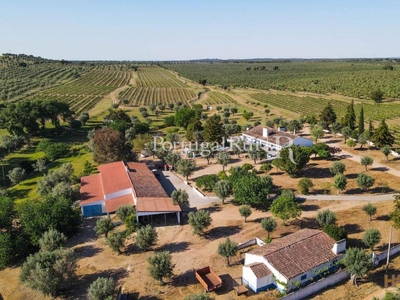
[242,229,346,293]
[241,125,313,151]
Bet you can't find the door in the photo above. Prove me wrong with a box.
[83,204,103,217]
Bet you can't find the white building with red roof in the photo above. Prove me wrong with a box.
[80,161,181,224]
[242,229,346,293]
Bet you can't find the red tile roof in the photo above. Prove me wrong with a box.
[104,194,134,213]
[98,161,132,195]
[127,162,168,198]
[249,229,339,280]
[80,174,104,204]
[136,197,181,213]
[243,125,299,146]
[247,262,272,279]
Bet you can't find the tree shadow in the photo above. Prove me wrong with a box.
[61,268,129,299]
[370,167,389,172]
[370,186,396,194]
[67,218,98,247]
[204,225,241,240]
[159,241,191,253]
[203,204,222,215]
[346,173,359,179]
[346,237,364,248]
[291,217,320,229]
[301,166,332,179]
[344,223,363,234]
[74,244,103,259]
[171,268,197,288]
[376,215,391,221]
[215,273,235,296]
[345,188,363,194]
[301,204,320,212]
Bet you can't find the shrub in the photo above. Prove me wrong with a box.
[316,210,337,227]
[95,218,114,238]
[195,174,219,192]
[136,225,158,251]
[239,205,252,222]
[116,205,135,222]
[87,277,116,300]
[357,173,375,191]
[105,231,125,254]
[188,210,212,235]
[297,178,314,195]
[7,167,25,185]
[147,251,174,285]
[323,224,348,241]
[38,229,66,252]
[330,161,346,175]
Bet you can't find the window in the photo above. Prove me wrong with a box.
[301,274,307,281]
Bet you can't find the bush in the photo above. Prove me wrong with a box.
[163,115,175,127]
[188,210,212,235]
[330,161,346,175]
[357,173,375,190]
[116,205,135,222]
[323,224,348,241]
[38,229,66,252]
[88,277,116,300]
[7,167,25,185]
[195,174,219,192]
[37,140,70,161]
[241,163,254,171]
[297,178,313,195]
[260,163,273,173]
[316,210,337,227]
[136,225,158,251]
[95,218,114,238]
[105,231,125,254]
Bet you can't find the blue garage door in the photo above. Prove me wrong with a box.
[83,205,103,217]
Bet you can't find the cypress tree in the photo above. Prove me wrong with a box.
[371,119,394,148]
[343,100,356,130]
[358,106,365,134]
[368,119,374,136]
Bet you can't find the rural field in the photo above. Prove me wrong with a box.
[1,54,400,300]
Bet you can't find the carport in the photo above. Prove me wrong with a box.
[136,197,181,225]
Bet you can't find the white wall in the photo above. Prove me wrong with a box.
[281,269,350,300]
[105,188,133,201]
[243,265,258,291]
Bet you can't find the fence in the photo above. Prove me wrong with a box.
[375,244,400,264]
[281,269,350,300]
[238,237,265,250]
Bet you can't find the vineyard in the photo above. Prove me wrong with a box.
[0,54,90,101]
[202,91,237,105]
[117,66,196,106]
[31,68,133,114]
[118,87,196,106]
[250,93,400,121]
[135,66,187,87]
[164,61,400,99]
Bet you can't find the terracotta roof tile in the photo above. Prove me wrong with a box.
[247,262,272,279]
[104,194,134,213]
[98,161,132,195]
[127,162,168,198]
[249,229,340,280]
[136,197,181,213]
[243,125,299,146]
[80,174,104,204]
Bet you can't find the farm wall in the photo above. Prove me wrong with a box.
[281,269,350,300]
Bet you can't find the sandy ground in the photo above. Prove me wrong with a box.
[1,197,399,300]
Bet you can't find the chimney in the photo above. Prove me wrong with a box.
[332,239,346,255]
[278,127,286,132]
[263,127,269,137]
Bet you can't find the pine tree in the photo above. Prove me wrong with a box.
[358,106,365,134]
[203,114,224,143]
[343,100,356,130]
[319,102,337,129]
[371,119,394,148]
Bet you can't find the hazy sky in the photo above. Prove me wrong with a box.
[1,0,399,60]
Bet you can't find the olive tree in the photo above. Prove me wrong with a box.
[217,237,238,266]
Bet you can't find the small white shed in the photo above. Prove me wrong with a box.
[242,262,275,293]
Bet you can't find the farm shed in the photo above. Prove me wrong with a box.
[80,161,181,224]
[242,262,274,293]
